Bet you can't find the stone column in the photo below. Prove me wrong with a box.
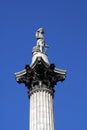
[15,28,66,130]
[29,84,54,130]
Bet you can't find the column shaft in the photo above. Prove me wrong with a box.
[29,90,54,130]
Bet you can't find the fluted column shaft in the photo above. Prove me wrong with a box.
[30,89,54,130]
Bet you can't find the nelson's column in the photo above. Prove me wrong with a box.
[15,28,66,130]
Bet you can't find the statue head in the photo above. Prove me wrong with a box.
[37,28,44,34]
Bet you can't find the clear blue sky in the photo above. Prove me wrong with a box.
[0,0,87,130]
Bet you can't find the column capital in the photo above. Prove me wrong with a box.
[15,57,66,94]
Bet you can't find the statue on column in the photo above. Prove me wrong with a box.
[35,28,49,53]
